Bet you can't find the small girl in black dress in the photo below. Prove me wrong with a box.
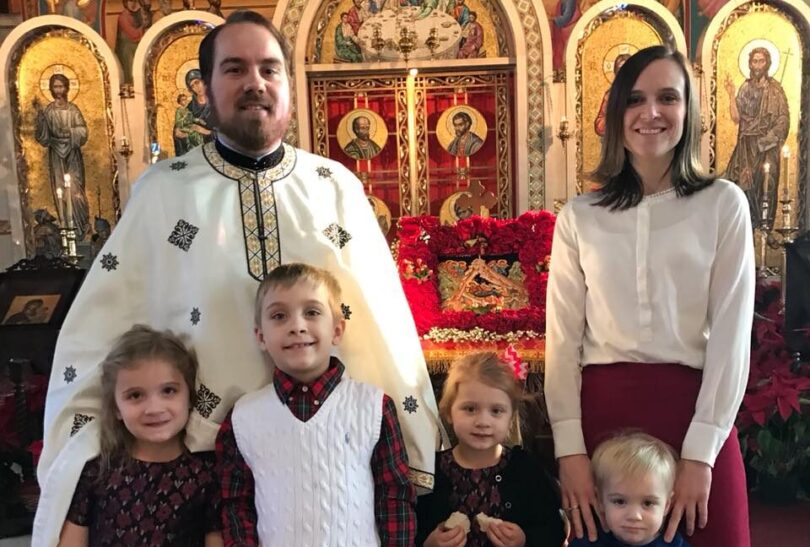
[416,351,565,547]
[58,325,221,546]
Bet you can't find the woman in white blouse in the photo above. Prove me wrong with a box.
[545,45,754,547]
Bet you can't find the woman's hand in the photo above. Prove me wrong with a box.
[485,520,526,547]
[424,523,467,547]
[558,454,600,541]
[664,459,712,542]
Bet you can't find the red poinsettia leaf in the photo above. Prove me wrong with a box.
[776,395,795,421]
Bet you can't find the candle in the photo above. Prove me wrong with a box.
[64,174,74,229]
[762,162,770,197]
[781,145,790,201]
[56,187,65,224]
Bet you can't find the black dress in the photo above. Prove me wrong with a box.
[416,447,565,546]
[66,451,220,546]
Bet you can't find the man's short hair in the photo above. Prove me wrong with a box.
[452,111,472,127]
[254,263,343,326]
[199,10,293,88]
[591,431,678,493]
[352,115,370,134]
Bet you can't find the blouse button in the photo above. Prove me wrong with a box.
[505,502,512,509]
[314,399,320,406]
[495,474,502,482]
[302,386,309,392]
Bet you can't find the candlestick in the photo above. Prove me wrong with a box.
[781,145,790,201]
[64,174,74,229]
[55,187,65,225]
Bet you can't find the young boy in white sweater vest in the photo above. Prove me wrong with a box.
[215,263,416,546]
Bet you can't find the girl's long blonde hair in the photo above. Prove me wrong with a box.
[98,325,198,476]
[439,351,525,445]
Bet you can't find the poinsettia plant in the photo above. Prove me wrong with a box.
[737,281,810,492]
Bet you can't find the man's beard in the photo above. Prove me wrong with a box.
[751,67,766,80]
[209,91,290,153]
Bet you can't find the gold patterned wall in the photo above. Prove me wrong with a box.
[10,26,118,254]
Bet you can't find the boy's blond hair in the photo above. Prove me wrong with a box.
[254,263,343,326]
[591,431,678,492]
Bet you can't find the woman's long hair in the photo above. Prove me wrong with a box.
[591,45,714,210]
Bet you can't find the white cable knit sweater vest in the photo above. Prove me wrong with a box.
[232,378,383,547]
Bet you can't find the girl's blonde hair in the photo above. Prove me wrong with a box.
[99,324,198,476]
[439,351,524,445]
[591,431,678,492]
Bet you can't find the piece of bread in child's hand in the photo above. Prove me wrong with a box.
[444,511,470,533]
[475,512,503,532]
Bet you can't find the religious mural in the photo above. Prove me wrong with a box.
[33,70,90,239]
[593,48,633,137]
[576,10,667,187]
[436,104,486,157]
[337,108,387,160]
[310,70,512,220]
[10,27,118,254]
[38,0,103,32]
[544,0,683,79]
[316,0,501,63]
[713,4,803,230]
[113,0,153,84]
[689,0,731,58]
[144,23,214,160]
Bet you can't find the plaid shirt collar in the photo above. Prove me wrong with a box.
[273,356,345,404]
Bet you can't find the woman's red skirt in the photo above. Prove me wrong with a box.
[581,362,750,547]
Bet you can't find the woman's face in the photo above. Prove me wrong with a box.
[190,78,205,96]
[622,58,686,165]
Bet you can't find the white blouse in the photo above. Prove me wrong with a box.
[544,179,755,466]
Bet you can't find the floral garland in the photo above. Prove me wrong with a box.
[396,211,555,335]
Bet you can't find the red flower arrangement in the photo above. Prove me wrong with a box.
[736,280,810,501]
[396,211,556,336]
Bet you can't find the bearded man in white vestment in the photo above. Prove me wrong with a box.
[33,10,441,545]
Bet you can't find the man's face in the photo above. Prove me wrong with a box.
[750,52,768,80]
[453,116,470,137]
[50,80,67,100]
[125,0,140,11]
[24,301,47,322]
[355,117,371,140]
[208,22,292,153]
